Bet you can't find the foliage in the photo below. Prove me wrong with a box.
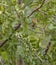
[0,0,56,65]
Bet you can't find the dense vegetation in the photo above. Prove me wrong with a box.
[0,0,56,65]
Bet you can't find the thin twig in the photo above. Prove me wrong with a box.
[34,50,50,65]
[43,42,51,55]
[0,23,21,47]
[0,7,21,47]
[27,0,46,17]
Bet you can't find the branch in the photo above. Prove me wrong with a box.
[27,0,46,17]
